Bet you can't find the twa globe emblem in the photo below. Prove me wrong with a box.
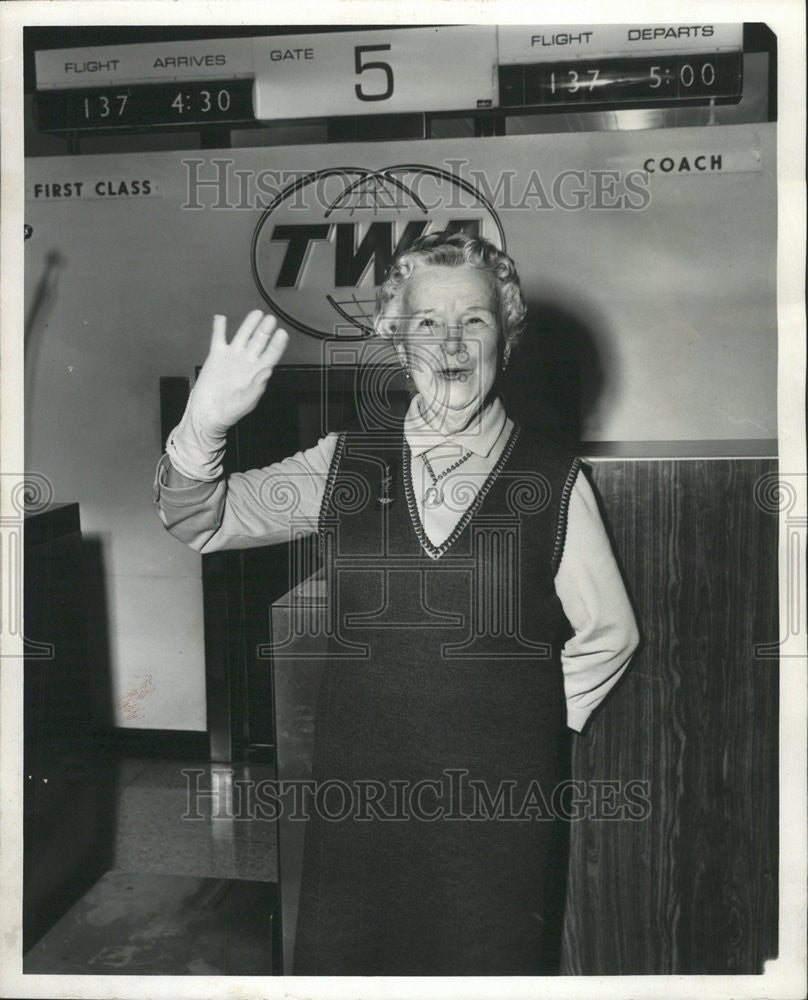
[251,165,506,341]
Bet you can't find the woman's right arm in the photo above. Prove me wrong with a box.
[162,462,209,489]
[152,309,336,553]
[153,435,339,553]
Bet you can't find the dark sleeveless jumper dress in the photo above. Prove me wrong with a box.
[292,420,581,975]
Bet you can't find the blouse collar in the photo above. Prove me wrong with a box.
[403,394,507,458]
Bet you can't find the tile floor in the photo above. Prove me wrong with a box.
[23,755,282,974]
[23,871,279,975]
[111,757,278,883]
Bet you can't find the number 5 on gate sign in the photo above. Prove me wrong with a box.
[252,26,498,120]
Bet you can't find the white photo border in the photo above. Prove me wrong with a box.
[1,1,805,998]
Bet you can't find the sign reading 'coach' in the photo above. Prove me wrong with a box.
[250,166,505,340]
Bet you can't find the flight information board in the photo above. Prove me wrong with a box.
[499,52,743,107]
[252,26,497,119]
[36,79,255,131]
[33,23,747,131]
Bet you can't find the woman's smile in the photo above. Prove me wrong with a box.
[437,364,472,381]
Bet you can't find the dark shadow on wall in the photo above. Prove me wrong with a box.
[500,299,616,452]
[81,533,120,891]
[500,297,643,727]
[81,534,116,734]
[24,248,66,450]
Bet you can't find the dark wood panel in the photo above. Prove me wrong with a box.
[562,459,778,975]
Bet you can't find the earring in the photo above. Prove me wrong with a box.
[501,348,511,373]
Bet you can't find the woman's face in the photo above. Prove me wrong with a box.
[396,263,502,431]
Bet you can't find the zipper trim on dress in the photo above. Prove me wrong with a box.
[551,455,582,576]
[317,430,347,551]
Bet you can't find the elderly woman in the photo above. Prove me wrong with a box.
[154,231,639,976]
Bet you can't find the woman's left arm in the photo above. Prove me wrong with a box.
[554,469,640,733]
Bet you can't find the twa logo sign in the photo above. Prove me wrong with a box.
[251,165,505,340]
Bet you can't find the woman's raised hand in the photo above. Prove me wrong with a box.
[189,310,290,435]
[164,310,289,483]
